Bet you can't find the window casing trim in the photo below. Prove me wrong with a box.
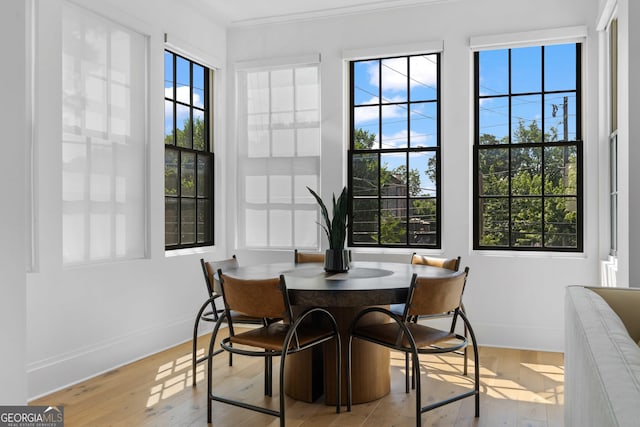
[164,32,224,70]
[342,40,443,61]
[235,53,320,71]
[469,26,587,51]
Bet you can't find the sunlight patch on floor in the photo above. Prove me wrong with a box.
[390,350,564,407]
[521,362,565,382]
[147,351,199,408]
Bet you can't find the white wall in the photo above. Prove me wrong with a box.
[0,0,28,405]
[227,0,602,351]
[25,0,228,399]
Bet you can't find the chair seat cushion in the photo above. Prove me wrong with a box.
[230,323,334,352]
[228,310,280,324]
[355,322,458,349]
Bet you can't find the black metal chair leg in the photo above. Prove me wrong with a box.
[207,314,224,423]
[336,334,342,414]
[346,335,353,412]
[405,353,410,393]
[413,354,418,390]
[262,352,274,397]
[193,296,218,387]
[463,322,469,376]
[413,351,422,427]
[264,355,270,396]
[192,315,201,387]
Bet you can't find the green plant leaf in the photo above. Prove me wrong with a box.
[307,187,332,243]
[308,186,348,249]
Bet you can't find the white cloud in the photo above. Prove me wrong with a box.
[164,86,202,126]
[354,100,406,125]
[381,129,431,149]
[353,105,377,125]
[368,56,437,96]
[381,129,408,149]
[378,58,407,92]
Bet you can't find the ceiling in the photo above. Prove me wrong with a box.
[185,0,453,27]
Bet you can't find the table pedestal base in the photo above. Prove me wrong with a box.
[284,306,390,405]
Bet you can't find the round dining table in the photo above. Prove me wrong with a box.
[218,260,458,405]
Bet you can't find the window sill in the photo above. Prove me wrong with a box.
[471,249,586,259]
[165,246,215,258]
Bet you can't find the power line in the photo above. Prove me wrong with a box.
[381,60,437,92]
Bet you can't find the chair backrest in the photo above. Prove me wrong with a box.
[218,271,292,321]
[404,267,469,318]
[201,255,239,297]
[294,249,325,264]
[410,253,461,271]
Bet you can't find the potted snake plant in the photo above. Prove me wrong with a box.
[307,186,350,272]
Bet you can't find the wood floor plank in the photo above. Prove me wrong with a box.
[31,331,564,426]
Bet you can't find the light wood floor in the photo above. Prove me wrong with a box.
[32,329,564,427]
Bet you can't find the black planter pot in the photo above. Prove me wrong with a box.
[324,249,350,273]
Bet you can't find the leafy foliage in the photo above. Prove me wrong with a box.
[165,117,205,196]
[478,119,578,248]
[351,128,435,246]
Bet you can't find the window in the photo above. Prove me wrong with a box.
[164,51,213,249]
[349,53,440,248]
[236,60,321,249]
[62,2,147,264]
[474,43,582,251]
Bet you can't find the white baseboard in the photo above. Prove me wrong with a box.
[472,321,564,353]
[27,315,196,401]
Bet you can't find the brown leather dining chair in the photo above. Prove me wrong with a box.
[391,254,467,391]
[207,271,343,427]
[293,249,325,264]
[410,253,461,271]
[192,256,280,387]
[346,268,480,426]
[411,254,469,371]
[391,254,461,321]
[295,249,353,265]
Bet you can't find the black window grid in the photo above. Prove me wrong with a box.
[164,51,214,249]
[348,53,442,249]
[473,44,583,252]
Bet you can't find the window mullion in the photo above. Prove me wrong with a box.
[507,49,513,247]
[377,60,382,243]
[541,45,547,248]
[405,57,411,243]
[191,63,200,242]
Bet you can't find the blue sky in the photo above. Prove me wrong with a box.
[164,51,205,142]
[353,54,439,195]
[478,43,577,143]
[351,44,578,194]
